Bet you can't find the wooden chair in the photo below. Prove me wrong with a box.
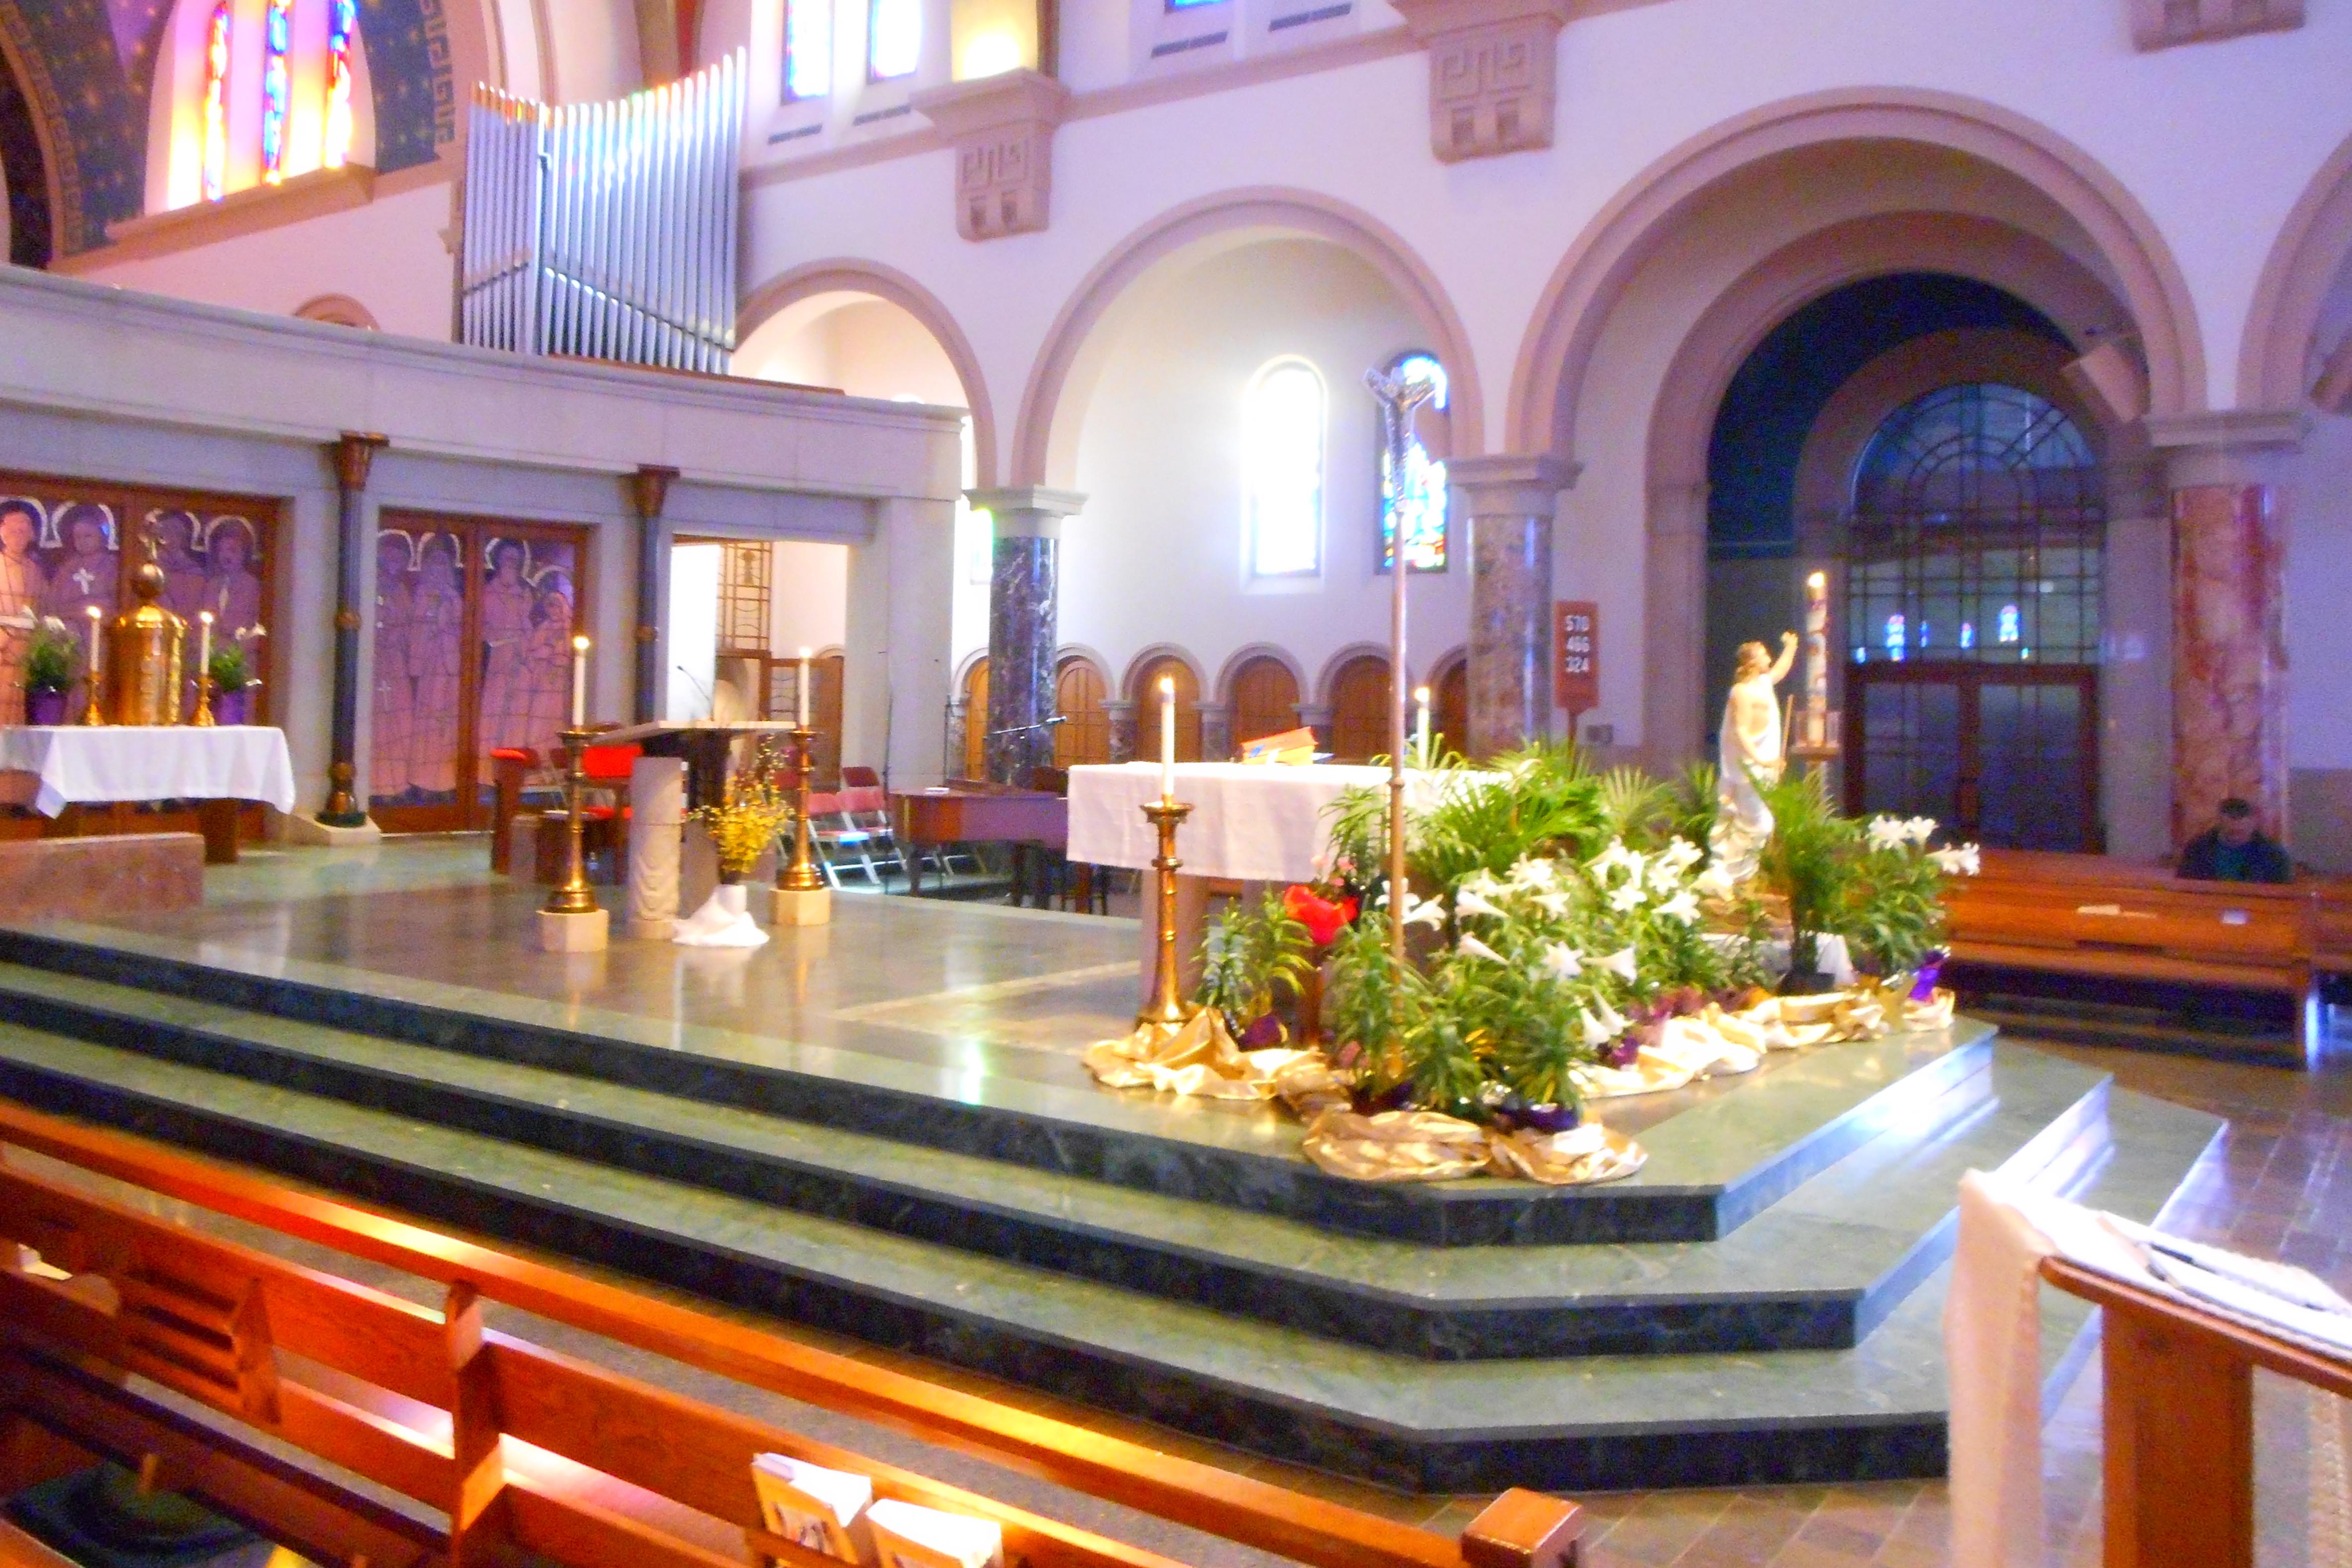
[488,748,540,872]
[0,1098,1586,1568]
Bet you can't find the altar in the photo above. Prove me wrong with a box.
[0,724,297,863]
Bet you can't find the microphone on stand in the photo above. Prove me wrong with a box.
[982,715,1068,739]
[673,664,716,716]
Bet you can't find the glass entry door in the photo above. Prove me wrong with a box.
[1847,663,2098,850]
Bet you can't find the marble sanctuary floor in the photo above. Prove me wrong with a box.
[0,839,2338,1564]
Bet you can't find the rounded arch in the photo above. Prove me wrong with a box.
[1121,643,1208,702]
[1314,641,1392,706]
[295,293,380,329]
[1214,642,1310,706]
[736,258,999,487]
[2240,129,2352,410]
[951,646,989,692]
[1510,87,2206,458]
[1054,643,1114,682]
[0,26,61,265]
[1012,188,1486,488]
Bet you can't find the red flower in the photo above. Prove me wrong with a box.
[1284,884,1358,946]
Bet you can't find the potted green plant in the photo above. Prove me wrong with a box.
[207,644,256,724]
[22,618,77,725]
[1756,770,1861,993]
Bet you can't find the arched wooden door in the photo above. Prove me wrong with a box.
[1229,656,1302,750]
[1432,659,1468,761]
[1130,656,1202,762]
[1055,658,1111,766]
[960,657,989,781]
[1327,655,1392,764]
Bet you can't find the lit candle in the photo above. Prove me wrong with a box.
[570,634,590,727]
[196,611,213,717]
[798,646,812,727]
[1414,685,1431,762]
[1158,674,1176,803]
[83,605,100,684]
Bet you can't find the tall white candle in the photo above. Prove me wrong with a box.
[196,612,213,716]
[84,606,100,681]
[1158,674,1176,802]
[570,634,590,727]
[1414,686,1431,761]
[798,646,812,726]
[1803,570,1828,744]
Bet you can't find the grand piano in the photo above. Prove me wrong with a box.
[894,780,1068,901]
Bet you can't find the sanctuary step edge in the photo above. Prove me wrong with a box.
[0,959,2065,1360]
[0,923,1984,1248]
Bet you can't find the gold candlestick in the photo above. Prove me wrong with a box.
[191,670,216,728]
[780,723,825,893]
[1136,798,1196,1030]
[541,726,599,917]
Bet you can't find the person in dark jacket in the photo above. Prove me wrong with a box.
[2178,796,2293,883]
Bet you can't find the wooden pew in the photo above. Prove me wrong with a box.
[1943,849,2352,1062]
[0,1098,1584,1568]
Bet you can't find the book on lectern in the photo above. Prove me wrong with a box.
[1239,727,1320,765]
[863,1499,1004,1568]
[750,1453,874,1564]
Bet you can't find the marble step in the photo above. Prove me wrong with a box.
[0,961,2090,1360]
[0,922,1994,1248]
[0,1020,2219,1491]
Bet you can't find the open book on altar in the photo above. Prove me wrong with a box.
[1238,727,1321,765]
[750,1453,874,1564]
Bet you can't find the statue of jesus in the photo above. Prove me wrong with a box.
[1710,631,1797,884]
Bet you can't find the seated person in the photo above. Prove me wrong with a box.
[2178,796,2293,883]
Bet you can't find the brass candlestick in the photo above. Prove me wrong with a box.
[541,727,599,917]
[191,670,215,728]
[1136,798,1196,1030]
[780,723,825,893]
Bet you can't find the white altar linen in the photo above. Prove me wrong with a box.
[1068,762,1477,883]
[0,725,298,817]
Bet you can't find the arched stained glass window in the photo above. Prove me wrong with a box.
[324,0,357,167]
[1245,358,1325,578]
[201,1,233,202]
[1378,350,1448,572]
[868,0,921,80]
[784,0,833,99]
[260,0,293,183]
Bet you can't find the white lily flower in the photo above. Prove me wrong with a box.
[1590,841,1637,879]
[1646,859,1685,896]
[1866,816,1910,853]
[1532,889,1573,919]
[1456,933,1506,963]
[1607,879,1647,913]
[1510,857,1559,889]
[1597,945,1638,981]
[1657,838,1704,873]
[1541,942,1584,980]
[1454,886,1505,920]
[1400,892,1447,928]
[1695,863,1738,901]
[1576,998,1631,1048]
[1905,816,1939,846]
[1655,889,1701,925]
[1928,843,1983,876]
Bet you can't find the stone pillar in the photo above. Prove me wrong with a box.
[1197,701,1232,764]
[322,432,387,826]
[967,486,1085,784]
[627,465,679,725]
[844,494,958,788]
[2148,412,2305,848]
[1450,454,1579,758]
[1104,699,1137,764]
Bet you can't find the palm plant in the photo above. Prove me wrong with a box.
[1755,769,1860,977]
[1194,891,1315,1034]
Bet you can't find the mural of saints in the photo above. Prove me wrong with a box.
[518,572,576,754]
[407,535,466,798]
[477,538,535,756]
[203,517,266,651]
[147,510,211,620]
[371,531,418,801]
[40,502,119,625]
[0,499,51,725]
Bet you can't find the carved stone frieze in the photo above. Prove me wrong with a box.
[912,70,1071,241]
[1391,0,1573,163]
[2129,0,2302,51]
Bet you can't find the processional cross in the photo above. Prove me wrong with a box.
[1363,365,1441,978]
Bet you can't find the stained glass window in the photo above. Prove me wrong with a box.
[1377,351,1448,572]
[201,1,232,202]
[1245,359,1325,578]
[324,0,357,167]
[260,0,294,184]
[785,0,833,99]
[868,0,920,80]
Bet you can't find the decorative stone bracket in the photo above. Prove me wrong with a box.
[912,70,1071,241]
[1391,0,1574,163]
[2129,0,2301,50]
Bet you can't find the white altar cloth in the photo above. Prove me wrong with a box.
[0,726,298,817]
[1070,762,1474,883]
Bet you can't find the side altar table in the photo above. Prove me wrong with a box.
[0,725,298,863]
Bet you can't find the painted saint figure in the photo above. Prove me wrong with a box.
[203,517,265,650]
[476,539,534,756]
[41,502,119,626]
[0,499,50,724]
[371,531,418,801]
[407,535,466,797]
[518,576,576,757]
[1710,631,1798,884]
[149,510,211,621]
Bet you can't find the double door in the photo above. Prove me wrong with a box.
[1845,662,2100,851]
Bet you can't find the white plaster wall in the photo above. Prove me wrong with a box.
[1056,237,1468,700]
[540,0,644,102]
[771,541,850,652]
[2287,413,2352,770]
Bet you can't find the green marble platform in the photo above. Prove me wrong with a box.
[0,842,2226,1491]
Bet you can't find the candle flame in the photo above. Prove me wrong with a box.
[799,646,813,659]
[1414,686,1430,704]
[199,610,214,625]
[84,606,99,620]
[571,634,591,652]
[1159,675,1174,697]
[1807,572,1827,589]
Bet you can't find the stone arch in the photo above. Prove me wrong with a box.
[295,293,380,328]
[1012,188,1485,488]
[736,258,999,488]
[1121,643,1207,702]
[2240,129,2352,410]
[951,646,990,690]
[1509,87,2207,460]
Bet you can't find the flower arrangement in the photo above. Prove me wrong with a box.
[206,643,254,695]
[692,742,796,882]
[22,618,76,695]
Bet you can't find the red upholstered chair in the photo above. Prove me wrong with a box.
[838,784,905,879]
[488,748,540,872]
[578,742,641,880]
[840,766,882,789]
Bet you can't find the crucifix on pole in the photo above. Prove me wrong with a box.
[1365,364,1441,981]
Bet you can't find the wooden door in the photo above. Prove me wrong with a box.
[1130,656,1201,762]
[1054,658,1110,766]
[1229,656,1301,750]
[1433,659,1468,760]
[1847,662,2099,851]
[1327,655,1391,763]
[961,657,989,780]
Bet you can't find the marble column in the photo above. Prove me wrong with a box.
[1197,701,1232,764]
[967,486,1085,784]
[943,699,970,781]
[1449,454,1579,758]
[627,465,679,725]
[1104,699,1137,764]
[322,432,387,825]
[2149,412,2304,848]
